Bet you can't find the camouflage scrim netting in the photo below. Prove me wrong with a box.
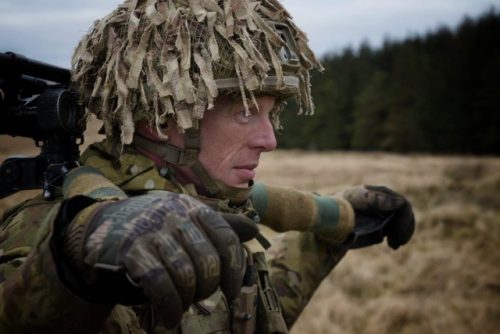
[71,0,324,144]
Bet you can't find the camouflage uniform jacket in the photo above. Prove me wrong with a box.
[0,138,353,333]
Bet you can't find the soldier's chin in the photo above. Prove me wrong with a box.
[230,169,256,187]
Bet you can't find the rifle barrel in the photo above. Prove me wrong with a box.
[0,52,70,85]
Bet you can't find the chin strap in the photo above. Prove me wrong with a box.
[132,130,222,195]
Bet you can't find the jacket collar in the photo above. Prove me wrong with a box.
[80,137,252,205]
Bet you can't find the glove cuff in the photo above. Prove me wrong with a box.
[61,200,146,305]
[63,203,102,275]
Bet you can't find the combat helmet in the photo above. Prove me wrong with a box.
[72,0,323,195]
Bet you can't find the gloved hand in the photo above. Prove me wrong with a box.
[340,185,415,249]
[63,192,252,328]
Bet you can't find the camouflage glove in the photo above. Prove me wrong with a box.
[341,185,415,249]
[63,192,247,328]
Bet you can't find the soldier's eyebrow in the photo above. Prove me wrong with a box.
[245,99,263,115]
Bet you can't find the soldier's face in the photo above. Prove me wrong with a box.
[198,95,277,188]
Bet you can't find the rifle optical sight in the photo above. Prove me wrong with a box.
[0,52,84,140]
[0,52,85,199]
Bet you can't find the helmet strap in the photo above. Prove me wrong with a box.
[132,130,222,196]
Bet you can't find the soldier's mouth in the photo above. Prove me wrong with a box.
[233,165,257,180]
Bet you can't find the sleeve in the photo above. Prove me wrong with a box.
[265,231,347,327]
[250,182,354,327]
[251,182,354,243]
[0,198,113,334]
[0,166,129,333]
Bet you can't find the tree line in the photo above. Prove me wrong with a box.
[279,9,500,155]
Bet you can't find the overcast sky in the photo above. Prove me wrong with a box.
[0,0,498,68]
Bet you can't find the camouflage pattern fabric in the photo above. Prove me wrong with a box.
[72,0,323,144]
[0,138,353,333]
[0,198,113,333]
[265,232,347,327]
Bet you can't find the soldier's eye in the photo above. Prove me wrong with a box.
[234,109,254,124]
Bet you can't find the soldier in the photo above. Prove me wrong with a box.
[0,0,415,333]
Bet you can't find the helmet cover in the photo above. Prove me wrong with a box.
[72,0,323,144]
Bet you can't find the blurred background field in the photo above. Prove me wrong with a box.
[1,123,499,333]
[255,150,500,334]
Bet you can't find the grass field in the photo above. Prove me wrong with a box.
[1,122,499,333]
[256,150,500,334]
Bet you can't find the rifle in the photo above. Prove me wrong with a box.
[0,52,85,199]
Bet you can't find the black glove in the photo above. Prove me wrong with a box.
[63,192,256,329]
[341,185,415,249]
